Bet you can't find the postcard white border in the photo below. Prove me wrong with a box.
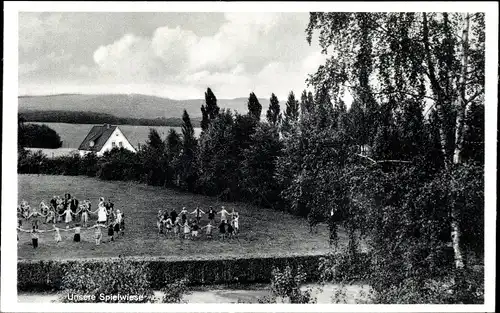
[2,1,497,312]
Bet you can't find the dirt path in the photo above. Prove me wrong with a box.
[17,283,372,303]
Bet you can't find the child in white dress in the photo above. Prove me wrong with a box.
[183,220,191,240]
[53,224,62,243]
[63,206,72,228]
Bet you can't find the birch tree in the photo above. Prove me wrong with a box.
[306,12,484,269]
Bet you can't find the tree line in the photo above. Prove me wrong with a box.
[18,12,485,303]
[19,110,202,127]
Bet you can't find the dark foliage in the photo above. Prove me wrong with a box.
[19,110,201,127]
[200,88,220,131]
[266,93,281,126]
[247,92,262,120]
[19,122,62,148]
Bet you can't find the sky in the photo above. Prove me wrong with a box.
[18,12,328,100]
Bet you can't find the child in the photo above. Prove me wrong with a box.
[95,224,103,245]
[170,209,178,226]
[120,212,125,236]
[218,206,231,223]
[191,221,200,240]
[46,208,55,224]
[219,220,226,240]
[86,199,92,215]
[164,216,173,237]
[90,223,104,245]
[98,197,105,208]
[180,207,188,225]
[53,224,62,243]
[70,197,80,221]
[81,203,89,228]
[28,208,42,230]
[97,202,107,225]
[57,203,64,223]
[73,224,81,242]
[202,222,215,239]
[17,206,23,227]
[40,201,49,217]
[50,196,57,211]
[231,208,239,217]
[157,210,164,234]
[113,215,121,238]
[22,202,31,219]
[115,208,122,225]
[107,207,116,225]
[62,205,72,228]
[232,214,239,235]
[183,220,191,240]
[108,222,114,242]
[207,207,216,224]
[31,226,40,249]
[190,207,205,224]
[163,210,170,224]
[174,216,181,238]
[227,221,234,240]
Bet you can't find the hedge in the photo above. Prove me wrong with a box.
[18,254,325,291]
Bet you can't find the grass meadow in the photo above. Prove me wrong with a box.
[30,122,202,149]
[17,174,341,260]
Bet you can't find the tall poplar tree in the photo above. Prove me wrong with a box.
[201,87,220,131]
[247,92,262,120]
[266,93,281,126]
[180,110,198,191]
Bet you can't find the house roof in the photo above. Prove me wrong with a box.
[78,124,118,152]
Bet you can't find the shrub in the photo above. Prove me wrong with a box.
[97,148,141,181]
[19,123,62,149]
[59,155,82,175]
[319,245,371,283]
[60,258,154,303]
[18,255,323,292]
[161,278,190,303]
[17,260,68,292]
[18,150,47,174]
[80,152,99,177]
[262,265,316,304]
[371,267,484,304]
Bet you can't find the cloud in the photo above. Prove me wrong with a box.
[19,12,326,99]
[93,34,162,82]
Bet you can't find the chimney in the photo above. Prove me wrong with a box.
[106,124,110,129]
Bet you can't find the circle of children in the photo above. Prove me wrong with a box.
[156,206,239,241]
[17,194,124,248]
[17,194,240,249]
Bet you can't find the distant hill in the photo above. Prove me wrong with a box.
[18,94,270,119]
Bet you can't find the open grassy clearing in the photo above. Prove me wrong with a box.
[17,174,343,260]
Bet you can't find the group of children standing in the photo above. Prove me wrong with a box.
[18,194,91,229]
[156,206,240,240]
[17,195,125,248]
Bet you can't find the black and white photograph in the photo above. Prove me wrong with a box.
[1,1,497,312]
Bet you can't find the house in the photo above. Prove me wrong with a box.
[78,124,136,157]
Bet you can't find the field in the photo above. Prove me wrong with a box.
[17,174,340,261]
[29,122,202,149]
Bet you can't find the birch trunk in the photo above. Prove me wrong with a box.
[422,13,450,167]
[423,13,468,269]
[449,14,470,270]
[453,14,471,165]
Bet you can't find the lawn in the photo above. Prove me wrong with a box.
[17,174,341,260]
